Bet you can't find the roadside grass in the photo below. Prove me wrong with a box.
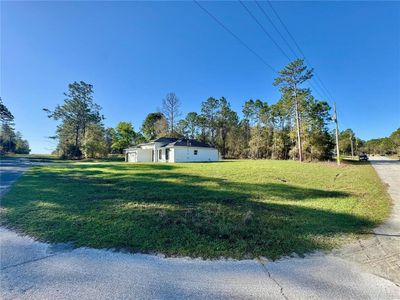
[0,159,391,259]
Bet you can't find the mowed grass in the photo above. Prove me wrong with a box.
[0,159,391,259]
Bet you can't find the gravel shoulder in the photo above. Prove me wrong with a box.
[334,156,400,285]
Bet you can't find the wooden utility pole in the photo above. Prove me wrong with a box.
[294,85,303,162]
[350,133,354,159]
[333,103,340,166]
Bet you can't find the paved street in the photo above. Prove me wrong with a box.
[335,156,400,285]
[1,157,399,299]
[0,157,31,197]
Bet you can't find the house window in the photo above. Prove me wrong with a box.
[194,150,198,155]
[159,149,162,160]
[166,148,170,161]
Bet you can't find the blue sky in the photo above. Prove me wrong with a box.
[1,1,399,154]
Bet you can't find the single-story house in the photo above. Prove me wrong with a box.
[124,137,220,163]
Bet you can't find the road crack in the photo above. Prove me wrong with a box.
[1,253,58,271]
[257,259,289,300]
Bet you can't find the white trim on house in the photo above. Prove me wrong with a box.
[124,138,219,163]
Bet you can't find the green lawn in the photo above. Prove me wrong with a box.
[0,159,390,259]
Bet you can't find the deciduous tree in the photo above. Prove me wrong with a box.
[162,92,181,135]
[141,112,166,140]
[111,122,137,153]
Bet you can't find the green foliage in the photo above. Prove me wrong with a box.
[44,61,336,161]
[243,99,270,158]
[45,81,103,159]
[236,86,332,161]
[0,100,30,154]
[1,160,390,259]
[339,129,356,155]
[390,128,400,147]
[197,97,240,157]
[355,128,398,156]
[45,61,398,162]
[0,123,16,153]
[141,112,167,141]
[61,144,82,159]
[111,121,137,153]
[201,97,220,144]
[83,123,108,158]
[14,132,31,154]
[215,97,239,157]
[0,98,14,123]
[273,58,313,90]
[274,59,314,161]
[176,112,199,138]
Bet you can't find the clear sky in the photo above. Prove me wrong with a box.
[1,1,399,154]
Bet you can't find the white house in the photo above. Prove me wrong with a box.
[124,137,220,163]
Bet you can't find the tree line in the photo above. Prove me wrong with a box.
[359,129,399,156]
[45,59,398,160]
[0,98,30,155]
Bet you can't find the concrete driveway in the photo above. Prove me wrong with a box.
[1,156,399,299]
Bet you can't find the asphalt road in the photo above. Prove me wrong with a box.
[0,157,31,197]
[1,156,399,299]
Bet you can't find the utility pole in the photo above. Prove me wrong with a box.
[355,139,358,154]
[294,84,303,162]
[350,133,354,159]
[333,103,340,166]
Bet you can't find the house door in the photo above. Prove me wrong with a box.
[165,148,170,162]
[133,152,138,162]
[152,150,155,162]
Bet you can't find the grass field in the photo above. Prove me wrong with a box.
[0,159,391,259]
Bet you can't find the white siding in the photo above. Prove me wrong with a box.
[126,145,219,163]
[127,151,136,162]
[138,149,152,162]
[127,149,152,162]
[155,147,174,162]
[173,147,219,162]
[169,148,175,162]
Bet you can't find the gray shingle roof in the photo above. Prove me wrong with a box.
[165,138,213,148]
[152,137,179,144]
[125,137,215,150]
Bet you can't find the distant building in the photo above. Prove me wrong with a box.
[124,137,219,163]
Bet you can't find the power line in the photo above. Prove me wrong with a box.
[244,0,329,100]
[194,0,277,73]
[308,80,326,100]
[195,0,334,106]
[265,1,306,60]
[238,0,291,61]
[254,0,332,101]
[264,0,334,101]
[314,74,334,100]
[255,1,347,131]
[254,0,298,60]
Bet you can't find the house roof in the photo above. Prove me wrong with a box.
[125,137,215,151]
[165,138,213,148]
[152,137,179,144]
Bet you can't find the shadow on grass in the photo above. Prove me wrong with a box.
[1,162,376,259]
[70,162,181,171]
